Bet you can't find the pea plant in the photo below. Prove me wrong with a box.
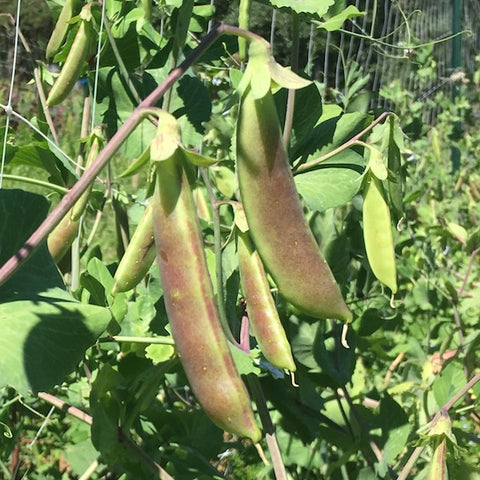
[0,1,479,479]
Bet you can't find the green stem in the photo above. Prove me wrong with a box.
[200,168,238,346]
[71,93,92,292]
[336,26,470,53]
[282,13,300,147]
[247,375,287,480]
[103,16,142,104]
[293,111,392,174]
[0,174,68,194]
[99,336,175,345]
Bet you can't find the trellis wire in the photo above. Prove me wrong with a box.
[317,0,477,124]
[90,0,107,132]
[0,0,22,188]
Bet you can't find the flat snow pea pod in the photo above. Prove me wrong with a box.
[46,0,76,60]
[362,172,397,293]
[236,220,296,372]
[236,86,352,323]
[112,201,156,294]
[46,17,92,106]
[153,152,261,442]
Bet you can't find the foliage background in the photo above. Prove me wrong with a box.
[0,1,479,479]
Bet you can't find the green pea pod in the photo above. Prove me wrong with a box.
[362,172,397,293]
[46,17,92,106]
[236,86,352,323]
[47,213,80,263]
[153,151,261,442]
[236,208,296,372]
[192,186,212,222]
[111,201,156,295]
[139,0,152,23]
[46,0,76,60]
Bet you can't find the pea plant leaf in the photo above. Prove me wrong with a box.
[0,189,111,396]
[316,5,364,31]
[294,149,364,212]
[0,299,111,396]
[268,0,335,17]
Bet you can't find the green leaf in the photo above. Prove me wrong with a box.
[9,143,76,185]
[317,5,364,31]
[295,149,364,212]
[63,425,99,476]
[0,298,110,395]
[294,111,371,163]
[373,393,411,475]
[433,362,466,408]
[181,147,218,167]
[0,189,64,302]
[229,344,260,375]
[269,0,334,16]
[446,221,468,244]
[145,343,175,364]
[411,278,435,311]
[90,364,131,470]
[94,67,156,160]
[291,321,319,370]
[0,189,111,395]
[367,147,388,181]
[174,74,212,145]
[210,165,235,198]
[269,61,311,90]
[291,82,323,147]
[118,144,150,178]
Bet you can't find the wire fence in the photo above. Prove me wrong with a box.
[315,0,479,123]
[0,1,478,125]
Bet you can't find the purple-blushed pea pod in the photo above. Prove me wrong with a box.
[236,205,296,372]
[236,85,352,323]
[152,149,261,442]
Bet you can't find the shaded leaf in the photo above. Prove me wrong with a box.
[0,299,111,395]
[269,0,334,16]
[295,149,364,212]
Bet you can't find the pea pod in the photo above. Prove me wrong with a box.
[47,214,80,263]
[236,206,295,371]
[70,126,103,221]
[46,0,76,60]
[153,150,261,442]
[112,201,156,294]
[46,15,92,106]
[362,172,397,293]
[236,86,352,323]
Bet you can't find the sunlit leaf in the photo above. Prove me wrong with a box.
[269,0,334,16]
[317,5,364,31]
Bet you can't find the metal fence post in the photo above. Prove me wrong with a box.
[451,0,463,170]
